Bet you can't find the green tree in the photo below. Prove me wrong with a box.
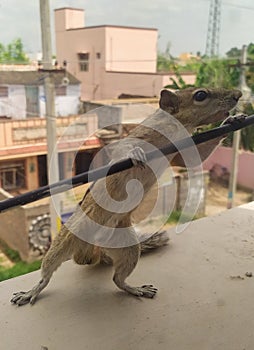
[164,64,195,90]
[195,59,240,89]
[157,42,175,72]
[226,47,241,59]
[0,38,29,64]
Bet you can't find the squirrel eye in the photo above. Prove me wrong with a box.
[194,90,208,102]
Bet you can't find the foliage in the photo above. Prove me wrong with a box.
[157,42,174,72]
[240,103,254,151]
[0,260,41,282]
[0,238,21,262]
[195,59,240,89]
[164,64,196,90]
[223,102,254,152]
[157,52,173,72]
[167,210,199,224]
[244,43,254,91]
[167,210,182,223]
[0,238,41,282]
[159,43,254,151]
[226,47,241,59]
[0,38,29,64]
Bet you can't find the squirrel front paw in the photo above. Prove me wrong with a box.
[221,114,246,126]
[127,147,147,169]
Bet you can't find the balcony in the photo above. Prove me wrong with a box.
[1,201,254,349]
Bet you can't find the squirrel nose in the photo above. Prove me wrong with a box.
[233,89,242,101]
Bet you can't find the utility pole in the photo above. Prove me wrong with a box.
[227,45,251,209]
[39,0,61,237]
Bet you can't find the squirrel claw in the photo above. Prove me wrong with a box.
[11,290,36,306]
[222,114,246,126]
[128,147,147,169]
[125,284,157,298]
[138,285,157,298]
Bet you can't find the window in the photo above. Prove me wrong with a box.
[0,86,8,97]
[96,52,101,59]
[78,52,89,72]
[0,162,25,190]
[55,85,67,96]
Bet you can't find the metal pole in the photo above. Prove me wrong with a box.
[39,0,61,237]
[227,45,250,209]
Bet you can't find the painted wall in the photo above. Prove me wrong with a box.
[39,84,81,117]
[55,8,180,101]
[0,84,80,119]
[203,146,254,189]
[25,156,39,190]
[101,72,196,100]
[104,26,157,73]
[0,85,26,118]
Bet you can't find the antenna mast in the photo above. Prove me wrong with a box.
[205,0,222,57]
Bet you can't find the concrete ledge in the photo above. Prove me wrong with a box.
[1,203,254,349]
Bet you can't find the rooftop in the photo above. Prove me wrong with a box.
[67,24,158,32]
[0,70,80,86]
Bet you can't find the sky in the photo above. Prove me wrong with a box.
[0,0,254,58]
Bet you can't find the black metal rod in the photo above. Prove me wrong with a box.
[0,114,253,213]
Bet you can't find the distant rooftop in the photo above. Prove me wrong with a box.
[54,7,157,32]
[54,7,84,12]
[0,71,80,86]
[67,24,158,32]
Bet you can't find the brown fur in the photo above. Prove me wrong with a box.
[11,87,242,306]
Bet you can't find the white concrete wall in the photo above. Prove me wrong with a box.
[0,85,26,119]
[39,84,80,117]
[55,85,81,116]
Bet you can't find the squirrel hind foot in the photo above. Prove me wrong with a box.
[11,278,49,306]
[123,284,157,298]
[11,290,37,306]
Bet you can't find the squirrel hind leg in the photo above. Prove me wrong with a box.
[11,228,75,306]
[106,244,157,298]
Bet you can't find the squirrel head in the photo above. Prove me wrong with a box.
[159,87,242,127]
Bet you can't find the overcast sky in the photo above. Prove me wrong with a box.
[0,0,254,58]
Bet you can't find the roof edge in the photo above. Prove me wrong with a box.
[67,24,158,32]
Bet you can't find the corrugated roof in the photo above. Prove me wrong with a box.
[0,71,80,85]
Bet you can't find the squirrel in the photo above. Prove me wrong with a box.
[11,87,242,306]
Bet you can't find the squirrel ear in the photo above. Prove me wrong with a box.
[159,89,179,114]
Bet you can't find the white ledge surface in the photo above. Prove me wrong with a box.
[1,203,254,350]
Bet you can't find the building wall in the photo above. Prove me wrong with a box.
[0,84,80,119]
[104,26,157,73]
[0,188,50,261]
[26,156,39,190]
[55,23,106,101]
[54,8,160,101]
[0,189,29,260]
[101,72,162,99]
[0,85,26,119]
[54,8,196,101]
[100,72,196,100]
[203,146,254,190]
[39,84,81,117]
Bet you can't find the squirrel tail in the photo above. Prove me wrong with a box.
[139,230,170,254]
[100,230,169,265]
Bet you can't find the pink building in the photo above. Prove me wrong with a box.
[54,7,195,100]
[203,146,254,190]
